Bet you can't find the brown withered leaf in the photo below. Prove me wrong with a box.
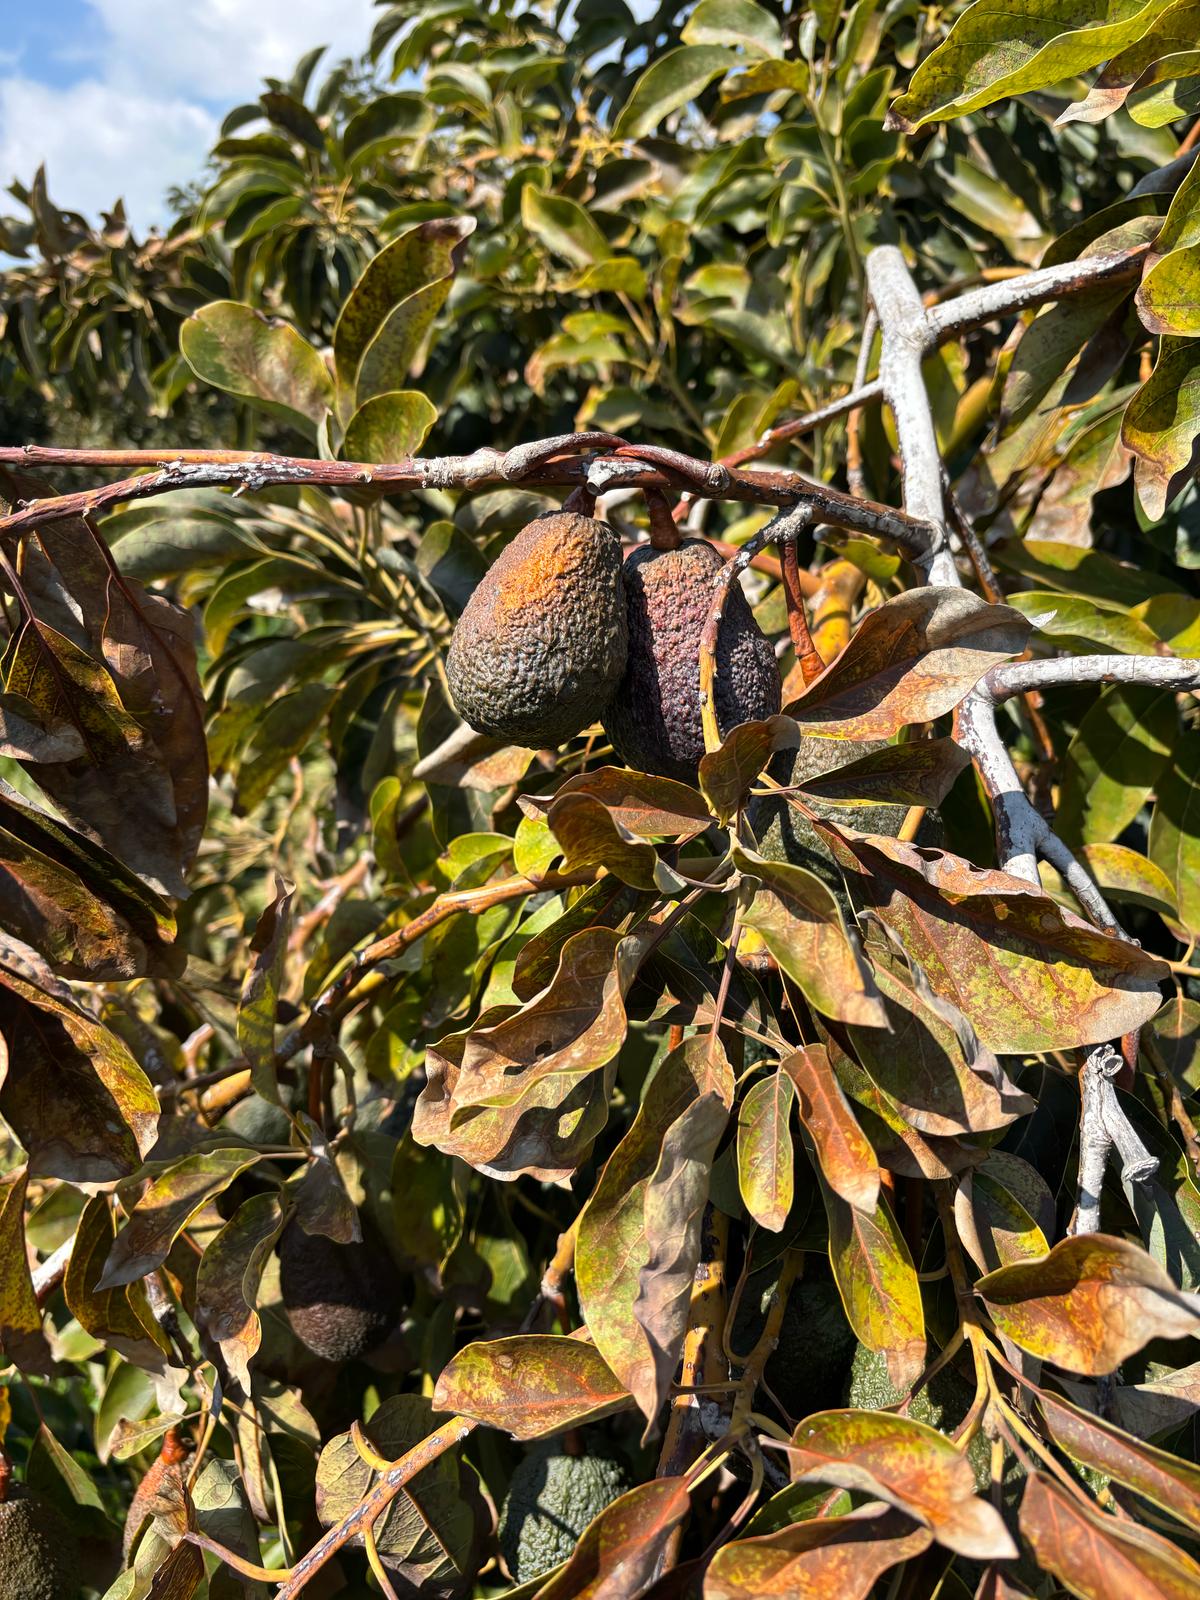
[822,827,1169,1051]
[784,1044,880,1212]
[238,877,294,1103]
[704,1506,933,1600]
[786,1409,1017,1560]
[533,768,712,835]
[577,1037,733,1427]
[699,716,801,822]
[734,845,886,1027]
[736,1067,796,1232]
[432,1334,633,1439]
[790,736,971,807]
[547,792,686,892]
[534,1477,691,1600]
[1020,1470,1200,1598]
[822,1184,926,1392]
[1037,1388,1200,1532]
[413,927,653,1181]
[64,1195,174,1374]
[0,964,159,1180]
[194,1191,284,1392]
[0,1165,51,1371]
[98,1148,264,1289]
[848,966,1033,1137]
[0,781,177,980]
[785,588,1030,738]
[978,1234,1200,1375]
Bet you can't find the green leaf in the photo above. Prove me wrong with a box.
[238,878,294,1104]
[822,1188,927,1393]
[332,216,474,408]
[681,0,783,56]
[887,0,1179,132]
[612,46,738,139]
[737,1068,796,1232]
[1123,337,1200,520]
[433,1335,634,1438]
[1057,685,1178,846]
[1138,243,1200,335]
[341,390,437,462]
[978,1234,1200,1375]
[0,1167,51,1371]
[563,257,648,298]
[1150,734,1200,937]
[180,302,333,437]
[194,1191,283,1391]
[521,188,612,269]
[98,1148,264,1288]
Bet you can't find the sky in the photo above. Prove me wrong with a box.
[0,0,382,234]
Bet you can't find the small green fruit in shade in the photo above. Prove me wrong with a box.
[498,1449,631,1584]
[446,512,628,746]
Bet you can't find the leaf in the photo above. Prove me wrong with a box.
[534,1478,691,1600]
[1064,844,1178,920]
[737,1068,795,1232]
[734,845,887,1028]
[682,0,783,55]
[546,792,686,893]
[887,0,1180,132]
[954,1154,1051,1275]
[433,1335,633,1439]
[315,1394,479,1590]
[64,1195,173,1373]
[1123,336,1200,520]
[0,1166,50,1371]
[823,1187,927,1392]
[1058,0,1200,123]
[1020,1470,1200,1599]
[413,927,652,1181]
[822,828,1170,1052]
[1038,1388,1200,1532]
[612,46,738,139]
[341,390,438,461]
[194,1191,283,1392]
[521,188,612,269]
[704,1506,933,1599]
[786,1409,1016,1560]
[238,878,294,1103]
[1057,685,1178,847]
[98,1148,264,1289]
[699,717,801,823]
[1007,592,1162,656]
[1137,243,1200,336]
[180,302,333,437]
[978,1234,1200,1375]
[536,769,712,837]
[333,216,475,406]
[0,965,159,1181]
[784,589,1030,738]
[577,1037,732,1427]
[783,1044,880,1212]
[790,737,970,808]
[1151,995,1200,1089]
[1149,735,1200,937]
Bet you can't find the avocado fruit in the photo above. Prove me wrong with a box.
[498,1448,631,1584]
[846,1343,991,1490]
[730,1262,857,1422]
[446,511,628,746]
[0,1488,81,1600]
[603,538,780,782]
[278,1215,402,1363]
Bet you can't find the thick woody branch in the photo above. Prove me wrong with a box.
[1073,1045,1157,1235]
[984,655,1200,700]
[924,244,1148,346]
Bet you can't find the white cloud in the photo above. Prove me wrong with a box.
[0,76,216,231]
[88,0,380,104]
[0,0,381,235]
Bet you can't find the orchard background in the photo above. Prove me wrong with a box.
[2,2,1200,1596]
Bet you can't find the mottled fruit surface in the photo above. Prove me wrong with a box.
[447,512,627,746]
[499,1450,631,1583]
[0,1491,80,1600]
[278,1216,402,1363]
[603,538,780,782]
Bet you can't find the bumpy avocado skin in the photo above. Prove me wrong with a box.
[446,512,628,746]
[498,1450,631,1583]
[751,737,942,894]
[278,1217,401,1363]
[603,539,781,782]
[847,1343,991,1489]
[0,1491,81,1600]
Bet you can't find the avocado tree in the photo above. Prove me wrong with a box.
[2,2,1200,1597]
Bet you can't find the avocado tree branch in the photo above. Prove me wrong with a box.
[984,655,1200,699]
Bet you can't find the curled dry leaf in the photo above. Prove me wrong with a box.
[433,1334,634,1439]
[978,1234,1200,1375]
[786,1409,1017,1561]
